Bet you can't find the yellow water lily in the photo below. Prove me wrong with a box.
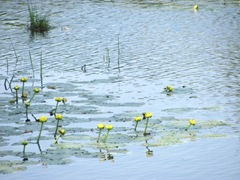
[189,119,197,126]
[145,112,153,118]
[20,77,28,98]
[37,116,48,143]
[54,128,67,144]
[143,112,153,135]
[55,114,63,120]
[14,86,20,91]
[25,102,31,107]
[55,97,62,102]
[103,124,114,143]
[134,116,142,131]
[59,128,67,136]
[54,114,63,138]
[186,119,197,131]
[33,87,40,93]
[39,116,48,123]
[134,116,142,122]
[97,123,105,129]
[97,123,105,143]
[194,4,198,10]
[14,86,19,103]
[106,124,113,131]
[29,87,40,103]
[22,140,28,146]
[20,77,28,83]
[22,140,28,155]
[165,85,173,92]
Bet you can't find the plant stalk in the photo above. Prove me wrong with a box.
[103,130,110,143]
[97,129,102,143]
[144,118,149,135]
[37,122,44,143]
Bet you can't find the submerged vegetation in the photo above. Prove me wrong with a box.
[27,0,51,34]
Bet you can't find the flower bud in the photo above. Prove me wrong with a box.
[25,102,31,107]
[97,123,105,129]
[55,114,63,120]
[145,112,153,118]
[62,97,67,103]
[22,140,28,146]
[39,116,48,123]
[55,97,62,102]
[134,116,142,122]
[20,77,28,83]
[106,124,113,131]
[14,86,20,91]
[33,88,40,93]
[189,119,197,126]
[59,128,66,136]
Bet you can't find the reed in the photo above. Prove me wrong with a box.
[117,36,120,71]
[40,52,43,88]
[29,51,35,79]
[27,0,51,34]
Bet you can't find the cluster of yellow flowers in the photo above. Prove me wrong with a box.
[97,123,114,143]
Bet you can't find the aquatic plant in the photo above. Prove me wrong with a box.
[54,114,63,138]
[20,77,28,98]
[14,85,19,103]
[164,85,173,92]
[27,0,51,34]
[194,4,199,11]
[134,116,142,131]
[62,97,68,104]
[37,116,48,143]
[185,119,197,131]
[22,140,28,155]
[143,112,153,136]
[54,128,67,144]
[22,140,28,161]
[25,102,31,122]
[97,123,105,143]
[29,87,40,103]
[103,125,113,143]
[50,97,62,116]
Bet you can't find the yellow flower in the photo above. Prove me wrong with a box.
[134,116,142,122]
[39,116,48,123]
[194,4,198,10]
[22,140,28,146]
[55,114,63,120]
[97,123,105,129]
[20,77,28,83]
[25,102,31,107]
[14,86,19,91]
[166,85,173,92]
[145,112,153,118]
[189,119,197,126]
[106,125,113,131]
[55,97,62,102]
[59,128,66,136]
[22,93,28,98]
[33,88,40,93]
[62,97,68,103]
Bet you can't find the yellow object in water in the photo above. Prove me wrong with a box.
[194,4,198,10]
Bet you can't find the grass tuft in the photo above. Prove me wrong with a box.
[27,0,51,34]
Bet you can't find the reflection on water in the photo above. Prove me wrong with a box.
[0,0,240,179]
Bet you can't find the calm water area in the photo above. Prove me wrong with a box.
[0,0,240,179]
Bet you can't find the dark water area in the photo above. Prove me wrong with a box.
[0,0,240,179]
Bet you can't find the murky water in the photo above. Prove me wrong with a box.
[0,0,240,179]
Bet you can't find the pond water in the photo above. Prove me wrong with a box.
[0,0,240,179]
